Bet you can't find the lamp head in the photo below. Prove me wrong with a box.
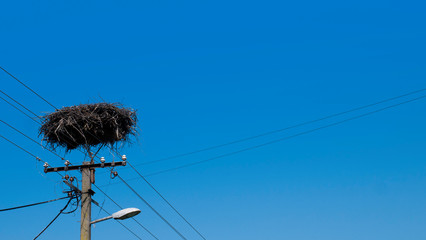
[112,208,141,220]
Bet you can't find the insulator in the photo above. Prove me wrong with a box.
[121,155,127,161]
[100,157,106,163]
[110,170,118,179]
[64,160,70,166]
[43,162,49,168]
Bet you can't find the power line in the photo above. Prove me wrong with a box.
[0,133,40,159]
[0,89,42,119]
[0,66,58,109]
[126,93,426,178]
[107,147,206,239]
[0,132,65,179]
[0,95,41,124]
[118,175,188,240]
[127,161,207,240]
[95,152,200,239]
[135,87,426,167]
[93,184,160,240]
[33,197,73,240]
[0,196,70,212]
[0,119,65,160]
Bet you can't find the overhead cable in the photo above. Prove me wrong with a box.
[0,95,40,124]
[127,161,206,240]
[136,87,426,166]
[0,133,40,159]
[0,66,57,109]
[93,184,160,240]
[0,119,64,160]
[0,89,42,119]
[118,175,188,240]
[126,93,426,178]
[0,196,70,212]
[33,196,73,240]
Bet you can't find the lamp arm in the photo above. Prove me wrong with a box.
[90,215,113,225]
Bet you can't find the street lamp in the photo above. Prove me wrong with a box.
[91,208,141,225]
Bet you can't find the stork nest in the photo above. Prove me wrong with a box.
[39,103,137,151]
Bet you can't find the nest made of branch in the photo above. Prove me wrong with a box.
[39,103,137,151]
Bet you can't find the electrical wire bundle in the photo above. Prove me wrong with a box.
[0,188,80,240]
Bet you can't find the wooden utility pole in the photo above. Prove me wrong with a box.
[45,157,127,240]
[81,165,92,240]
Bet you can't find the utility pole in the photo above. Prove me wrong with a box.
[81,164,92,240]
[44,155,127,240]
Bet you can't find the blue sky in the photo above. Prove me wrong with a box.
[1,0,426,239]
